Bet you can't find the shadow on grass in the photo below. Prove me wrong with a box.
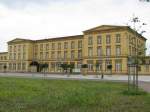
[122,89,148,96]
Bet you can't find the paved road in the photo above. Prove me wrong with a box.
[0,72,150,92]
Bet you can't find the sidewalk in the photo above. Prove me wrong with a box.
[0,72,150,82]
[0,72,150,92]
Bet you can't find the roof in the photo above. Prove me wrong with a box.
[83,25,147,41]
[8,38,34,44]
[35,35,83,42]
[0,52,8,54]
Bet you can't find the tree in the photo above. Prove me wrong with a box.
[60,64,68,74]
[30,61,39,72]
[41,63,49,76]
[68,64,75,74]
[127,15,147,93]
[95,63,99,77]
[81,64,88,75]
[107,64,112,75]
[3,65,7,73]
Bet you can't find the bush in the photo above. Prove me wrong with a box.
[81,64,88,68]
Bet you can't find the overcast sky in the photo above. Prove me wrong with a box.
[0,0,150,54]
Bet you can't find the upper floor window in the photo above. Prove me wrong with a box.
[9,46,12,52]
[116,45,121,56]
[57,51,61,58]
[106,35,111,44]
[46,44,49,51]
[97,35,102,44]
[78,50,82,58]
[71,51,75,59]
[18,45,21,52]
[51,51,55,59]
[58,43,61,50]
[52,43,55,50]
[106,46,111,56]
[97,46,102,56]
[116,34,121,43]
[71,41,75,49]
[64,42,68,49]
[40,44,43,51]
[14,46,16,52]
[88,36,93,45]
[78,40,82,48]
[115,60,122,72]
[88,47,93,57]
[45,52,49,59]
[23,45,26,51]
[64,51,68,59]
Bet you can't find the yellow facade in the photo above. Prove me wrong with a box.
[0,25,149,75]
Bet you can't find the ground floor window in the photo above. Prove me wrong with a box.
[22,63,26,70]
[105,60,112,71]
[145,65,149,72]
[87,60,93,71]
[115,60,122,72]
[96,60,103,71]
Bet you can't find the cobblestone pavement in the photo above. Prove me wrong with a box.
[0,72,150,92]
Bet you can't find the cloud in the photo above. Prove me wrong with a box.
[0,0,150,54]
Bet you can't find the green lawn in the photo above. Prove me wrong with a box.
[0,77,150,112]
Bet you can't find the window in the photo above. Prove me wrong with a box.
[97,47,102,56]
[116,45,121,56]
[58,43,61,50]
[52,43,55,50]
[105,60,112,71]
[57,51,61,58]
[40,52,43,59]
[106,35,111,44]
[115,60,122,72]
[46,44,49,51]
[14,46,16,52]
[71,41,75,49]
[96,60,103,71]
[64,42,68,49]
[9,46,12,52]
[23,52,26,60]
[87,60,93,71]
[4,56,7,60]
[22,63,26,70]
[18,63,21,70]
[78,40,82,48]
[34,53,38,59]
[9,53,12,60]
[88,47,93,57]
[45,52,49,59]
[88,36,93,45]
[77,62,82,69]
[97,36,102,44]
[51,52,55,59]
[18,45,21,52]
[34,45,38,51]
[18,53,21,60]
[106,46,111,56]
[23,45,26,51]
[40,44,43,51]
[78,50,82,58]
[13,63,16,70]
[116,34,121,43]
[145,65,149,72]
[64,51,68,59]
[129,46,132,55]
[9,63,12,70]
[14,53,16,60]
[71,51,75,59]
